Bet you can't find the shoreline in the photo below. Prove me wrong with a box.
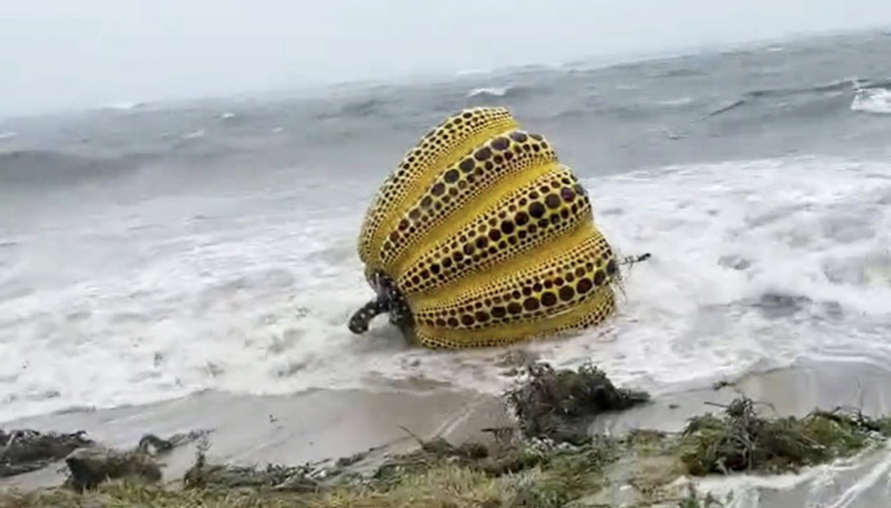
[0,386,513,492]
[3,358,891,506]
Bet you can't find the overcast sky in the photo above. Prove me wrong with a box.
[2,0,889,117]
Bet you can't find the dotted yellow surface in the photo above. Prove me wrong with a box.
[356,107,619,349]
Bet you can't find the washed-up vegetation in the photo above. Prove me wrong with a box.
[2,362,889,508]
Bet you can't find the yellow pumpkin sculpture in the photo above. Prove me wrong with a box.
[349,106,632,349]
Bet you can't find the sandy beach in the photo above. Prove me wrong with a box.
[3,358,891,507]
[0,382,513,492]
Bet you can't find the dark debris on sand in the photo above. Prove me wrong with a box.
[0,429,94,478]
[506,362,651,445]
[64,431,210,492]
[184,450,321,493]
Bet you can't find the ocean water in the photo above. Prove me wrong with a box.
[1,29,891,423]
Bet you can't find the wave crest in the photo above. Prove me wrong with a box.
[851,88,891,115]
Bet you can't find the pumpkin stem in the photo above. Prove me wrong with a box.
[348,297,390,334]
[621,253,651,266]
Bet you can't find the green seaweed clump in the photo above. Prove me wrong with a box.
[506,362,651,445]
[679,396,891,476]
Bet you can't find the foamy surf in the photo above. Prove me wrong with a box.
[1,154,889,422]
[467,87,510,98]
[851,87,891,114]
[689,441,891,508]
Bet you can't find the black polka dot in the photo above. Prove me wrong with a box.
[606,259,618,275]
[461,315,474,326]
[474,147,492,161]
[475,311,490,323]
[510,131,528,142]
[529,202,545,218]
[523,297,540,311]
[492,306,506,318]
[541,292,557,307]
[577,278,593,294]
[545,194,561,209]
[559,286,575,301]
[492,137,510,150]
[507,302,522,314]
[444,169,459,183]
[460,158,475,172]
[594,270,606,286]
[500,221,515,234]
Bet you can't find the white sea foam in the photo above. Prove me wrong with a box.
[467,87,509,98]
[100,101,149,111]
[1,156,890,422]
[690,441,891,507]
[655,97,694,107]
[851,87,891,114]
[181,129,206,140]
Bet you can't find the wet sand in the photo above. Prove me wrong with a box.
[3,359,891,507]
[0,386,514,491]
